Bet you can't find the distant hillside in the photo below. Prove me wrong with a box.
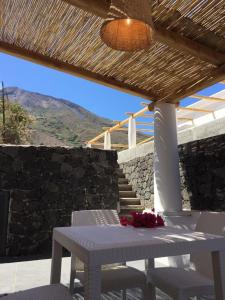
[4,87,146,147]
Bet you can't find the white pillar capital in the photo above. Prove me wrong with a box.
[128,117,136,149]
[154,102,182,215]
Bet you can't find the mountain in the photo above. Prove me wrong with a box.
[4,87,146,148]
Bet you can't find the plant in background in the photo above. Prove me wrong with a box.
[0,100,33,144]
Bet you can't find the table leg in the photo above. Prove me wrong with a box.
[84,263,101,300]
[212,251,225,300]
[70,253,77,293]
[50,239,62,284]
[145,258,156,300]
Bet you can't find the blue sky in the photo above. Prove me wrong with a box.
[0,52,224,121]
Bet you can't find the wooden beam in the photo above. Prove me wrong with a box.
[165,64,225,104]
[136,122,154,126]
[141,102,156,113]
[177,117,193,121]
[63,0,225,66]
[103,127,154,132]
[91,142,127,148]
[140,102,149,107]
[0,41,158,101]
[103,127,128,131]
[141,114,154,118]
[126,108,154,117]
[125,113,154,118]
[155,26,225,66]
[138,136,154,145]
[88,106,150,143]
[177,106,213,113]
[130,107,152,119]
[191,95,225,103]
[112,121,154,125]
[63,0,109,18]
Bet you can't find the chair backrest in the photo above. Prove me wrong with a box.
[191,211,225,279]
[71,209,120,227]
[71,210,121,271]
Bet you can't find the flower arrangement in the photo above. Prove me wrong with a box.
[120,210,165,228]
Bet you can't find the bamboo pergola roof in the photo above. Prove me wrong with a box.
[1,0,225,104]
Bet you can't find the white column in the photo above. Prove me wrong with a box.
[104,131,111,150]
[128,117,136,149]
[154,102,182,215]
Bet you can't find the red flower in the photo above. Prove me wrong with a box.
[144,212,157,228]
[120,216,129,226]
[156,214,165,226]
[131,212,144,227]
[121,211,165,228]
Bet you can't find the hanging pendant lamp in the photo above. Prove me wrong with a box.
[100,0,154,52]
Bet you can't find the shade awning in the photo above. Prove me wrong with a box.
[1,0,225,103]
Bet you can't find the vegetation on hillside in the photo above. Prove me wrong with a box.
[0,99,33,144]
[3,87,147,147]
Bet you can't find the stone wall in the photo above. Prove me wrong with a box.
[0,146,119,257]
[120,153,154,209]
[179,135,225,211]
[120,134,225,211]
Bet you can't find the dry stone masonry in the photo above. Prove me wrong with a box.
[1,133,225,258]
[120,153,154,209]
[0,146,119,257]
[179,134,225,211]
[120,134,225,212]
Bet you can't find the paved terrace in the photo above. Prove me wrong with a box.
[0,258,174,300]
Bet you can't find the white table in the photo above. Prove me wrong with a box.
[50,225,225,300]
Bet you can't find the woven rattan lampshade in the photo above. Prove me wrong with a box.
[100,0,154,52]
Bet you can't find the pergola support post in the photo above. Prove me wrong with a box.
[104,131,111,150]
[154,102,182,215]
[128,117,137,149]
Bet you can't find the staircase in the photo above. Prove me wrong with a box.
[117,168,144,218]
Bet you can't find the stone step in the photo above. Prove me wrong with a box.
[119,191,137,198]
[116,168,124,175]
[120,205,144,214]
[117,168,144,217]
[118,184,132,191]
[119,213,132,220]
[120,197,140,205]
[118,178,129,184]
[118,173,126,179]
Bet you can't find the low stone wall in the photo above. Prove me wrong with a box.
[0,146,119,257]
[120,134,225,211]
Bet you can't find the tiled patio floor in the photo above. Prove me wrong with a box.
[0,257,214,299]
[0,258,172,299]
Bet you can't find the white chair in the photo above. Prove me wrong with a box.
[1,284,72,300]
[70,209,149,299]
[148,211,225,300]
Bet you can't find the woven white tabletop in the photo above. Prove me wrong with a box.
[51,225,225,300]
[53,225,225,264]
